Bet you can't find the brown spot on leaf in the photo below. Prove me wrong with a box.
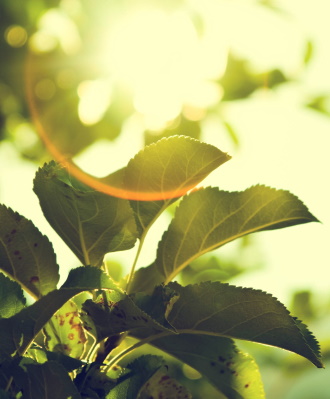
[34,243,38,247]
[14,250,20,255]
[30,276,39,283]
[68,333,75,340]
[11,229,17,234]
[245,384,250,388]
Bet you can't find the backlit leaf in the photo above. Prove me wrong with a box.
[33,161,137,266]
[163,282,323,368]
[156,186,318,283]
[0,267,119,360]
[0,204,59,298]
[139,371,192,399]
[44,300,87,359]
[107,355,164,399]
[151,334,265,399]
[124,136,231,235]
[0,273,26,318]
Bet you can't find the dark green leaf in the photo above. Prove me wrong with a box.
[82,289,176,343]
[163,282,323,368]
[0,204,59,298]
[128,263,164,294]
[0,273,26,318]
[0,267,119,360]
[33,161,137,266]
[155,186,318,283]
[107,355,164,399]
[151,334,264,399]
[22,361,81,399]
[124,136,231,235]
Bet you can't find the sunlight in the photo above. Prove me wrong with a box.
[96,9,226,129]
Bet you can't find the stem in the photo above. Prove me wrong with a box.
[5,376,13,393]
[125,233,146,294]
[104,331,172,372]
[85,338,99,363]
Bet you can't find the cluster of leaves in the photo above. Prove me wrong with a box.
[0,136,323,398]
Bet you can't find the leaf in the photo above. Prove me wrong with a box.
[139,371,192,399]
[151,334,264,399]
[123,136,231,235]
[33,161,137,266]
[44,300,87,359]
[0,204,59,298]
[155,186,319,283]
[162,282,323,368]
[128,263,164,294]
[0,267,120,360]
[107,355,164,399]
[81,289,176,343]
[0,273,26,318]
[22,361,81,399]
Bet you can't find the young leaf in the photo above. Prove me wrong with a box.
[162,282,323,368]
[150,334,265,399]
[22,361,81,399]
[44,300,87,359]
[0,204,59,298]
[155,186,319,282]
[0,273,26,318]
[124,136,231,235]
[107,355,164,399]
[33,161,137,266]
[0,267,120,360]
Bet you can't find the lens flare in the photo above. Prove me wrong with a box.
[25,4,227,200]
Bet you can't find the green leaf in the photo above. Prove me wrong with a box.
[139,371,192,399]
[82,289,176,343]
[33,161,137,266]
[0,267,119,360]
[22,361,81,399]
[107,355,164,399]
[0,204,59,298]
[151,334,264,399]
[44,300,87,359]
[163,282,323,368]
[123,136,231,235]
[0,273,26,318]
[155,186,318,283]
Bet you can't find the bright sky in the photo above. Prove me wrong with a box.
[1,0,329,305]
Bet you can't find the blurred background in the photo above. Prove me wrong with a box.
[0,0,329,397]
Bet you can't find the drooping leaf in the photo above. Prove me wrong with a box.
[81,288,176,343]
[155,186,318,283]
[123,136,231,235]
[151,334,265,399]
[0,273,26,318]
[107,355,164,399]
[33,161,137,266]
[160,282,323,368]
[44,300,87,359]
[139,371,192,399]
[0,267,120,360]
[0,204,59,298]
[22,361,81,399]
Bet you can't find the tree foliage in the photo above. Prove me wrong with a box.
[0,136,323,398]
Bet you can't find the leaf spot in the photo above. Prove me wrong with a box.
[30,276,39,283]
[68,333,75,340]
